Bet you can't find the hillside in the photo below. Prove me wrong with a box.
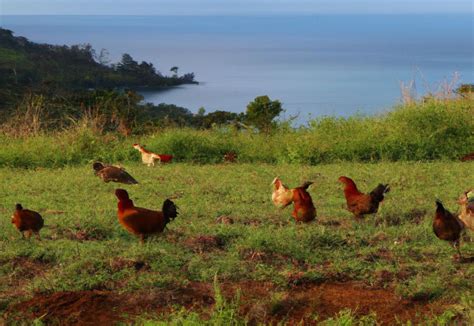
[0,28,196,107]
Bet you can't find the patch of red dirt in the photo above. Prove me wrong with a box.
[239,249,307,269]
[107,258,149,272]
[8,257,52,279]
[184,235,226,253]
[268,282,447,325]
[0,257,52,300]
[5,283,214,326]
[4,281,450,325]
[221,281,448,325]
[47,226,110,241]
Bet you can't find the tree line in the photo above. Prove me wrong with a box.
[0,28,285,135]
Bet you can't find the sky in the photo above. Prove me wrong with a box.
[1,0,472,15]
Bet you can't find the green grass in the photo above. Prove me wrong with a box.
[0,162,473,324]
[1,98,473,168]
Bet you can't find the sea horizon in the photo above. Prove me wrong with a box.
[2,14,472,123]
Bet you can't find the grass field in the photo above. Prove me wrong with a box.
[1,162,473,325]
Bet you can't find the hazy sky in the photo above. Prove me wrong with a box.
[1,0,472,15]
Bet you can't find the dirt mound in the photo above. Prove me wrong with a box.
[9,257,52,279]
[269,282,445,324]
[0,257,52,301]
[5,283,214,326]
[47,225,111,241]
[21,291,118,325]
[184,235,226,252]
[222,281,447,325]
[4,281,448,325]
[240,249,307,268]
[107,258,149,272]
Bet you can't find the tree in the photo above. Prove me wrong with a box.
[245,95,283,133]
[138,61,156,80]
[117,53,139,73]
[199,110,242,129]
[170,66,179,76]
[197,107,206,116]
[456,84,474,98]
[181,72,195,83]
[97,48,111,66]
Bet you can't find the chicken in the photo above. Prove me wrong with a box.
[460,152,474,162]
[291,181,317,223]
[223,151,237,163]
[457,189,474,231]
[11,204,44,239]
[133,144,173,166]
[433,200,464,258]
[271,177,293,208]
[338,176,390,219]
[115,189,178,243]
[93,162,138,184]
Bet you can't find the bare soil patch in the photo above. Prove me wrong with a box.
[184,235,226,253]
[47,225,110,241]
[240,249,307,269]
[3,280,450,325]
[4,283,214,326]
[8,257,52,279]
[107,258,150,272]
[267,282,446,325]
[0,257,52,309]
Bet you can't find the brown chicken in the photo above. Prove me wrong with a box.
[291,181,317,223]
[338,176,390,219]
[115,189,178,243]
[11,204,44,239]
[433,200,464,257]
[457,189,474,231]
[93,162,138,184]
[460,152,474,162]
[223,151,237,163]
[271,177,293,208]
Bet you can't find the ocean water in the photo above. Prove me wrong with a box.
[1,15,472,122]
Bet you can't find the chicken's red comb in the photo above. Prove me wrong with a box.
[338,176,350,182]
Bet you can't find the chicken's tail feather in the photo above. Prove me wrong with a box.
[301,181,313,190]
[163,199,178,224]
[370,184,390,203]
[435,199,445,213]
[124,174,139,184]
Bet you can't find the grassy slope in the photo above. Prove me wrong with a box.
[0,162,473,323]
